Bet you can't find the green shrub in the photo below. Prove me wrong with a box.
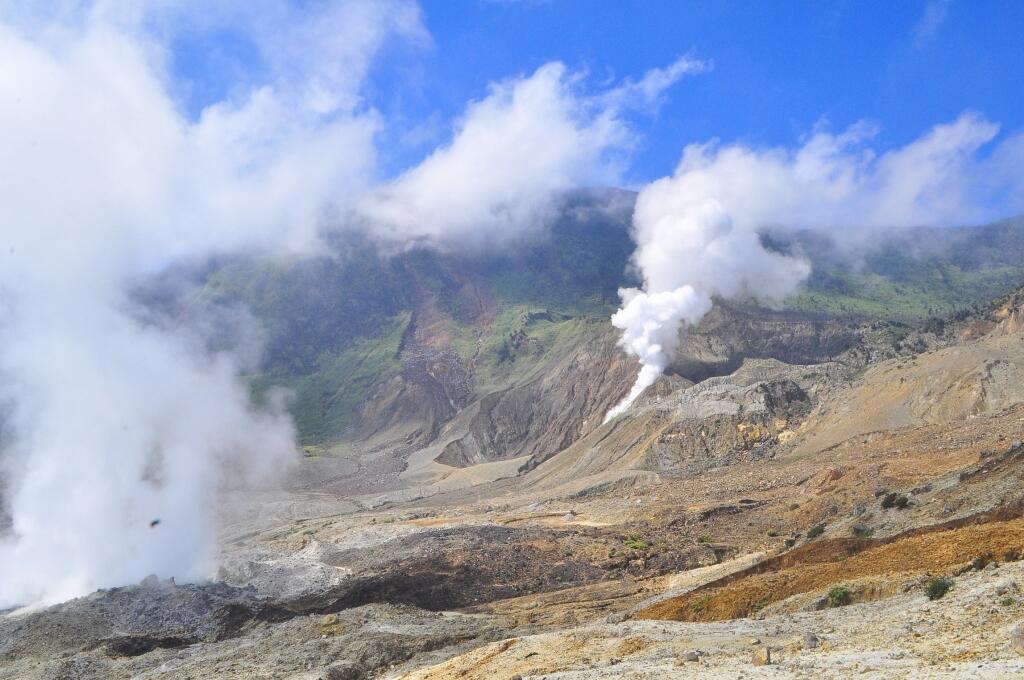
[1001,597,1016,607]
[698,534,711,544]
[881,492,910,509]
[923,316,946,335]
[766,529,779,537]
[807,524,826,539]
[690,594,712,614]
[827,585,851,608]
[925,576,952,601]
[624,536,648,551]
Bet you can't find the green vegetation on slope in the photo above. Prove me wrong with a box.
[778,217,1024,320]
[198,238,412,374]
[472,193,637,316]
[250,312,410,445]
[192,202,1024,447]
[472,306,595,393]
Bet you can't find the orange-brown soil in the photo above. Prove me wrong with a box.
[636,515,1024,622]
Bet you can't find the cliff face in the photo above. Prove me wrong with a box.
[340,303,868,479]
[435,328,637,467]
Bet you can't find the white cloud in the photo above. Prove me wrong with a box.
[912,0,951,47]
[359,56,706,249]
[602,55,711,112]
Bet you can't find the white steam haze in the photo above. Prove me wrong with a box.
[0,0,701,608]
[607,114,1024,420]
[0,0,420,608]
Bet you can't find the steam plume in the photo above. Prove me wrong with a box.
[607,114,1024,420]
[0,1,421,608]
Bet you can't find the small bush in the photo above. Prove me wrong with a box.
[881,492,910,509]
[807,524,826,539]
[925,576,953,601]
[923,317,945,335]
[624,536,649,551]
[1001,597,1016,607]
[766,529,779,537]
[851,523,874,537]
[827,585,851,608]
[698,534,711,544]
[690,594,712,614]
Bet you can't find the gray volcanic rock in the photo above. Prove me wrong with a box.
[437,328,637,468]
[0,582,497,680]
[0,578,285,663]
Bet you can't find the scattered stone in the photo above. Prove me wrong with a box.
[803,632,820,649]
[103,635,189,658]
[851,523,873,537]
[748,637,762,645]
[139,574,162,588]
[324,662,364,680]
[319,613,346,636]
[1011,624,1024,655]
[678,650,700,662]
[752,648,772,666]
[996,581,1019,595]
[808,596,829,611]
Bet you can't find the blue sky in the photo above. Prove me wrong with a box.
[167,0,1024,184]
[418,0,1024,182]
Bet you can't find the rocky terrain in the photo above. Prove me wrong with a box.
[6,215,1024,679]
